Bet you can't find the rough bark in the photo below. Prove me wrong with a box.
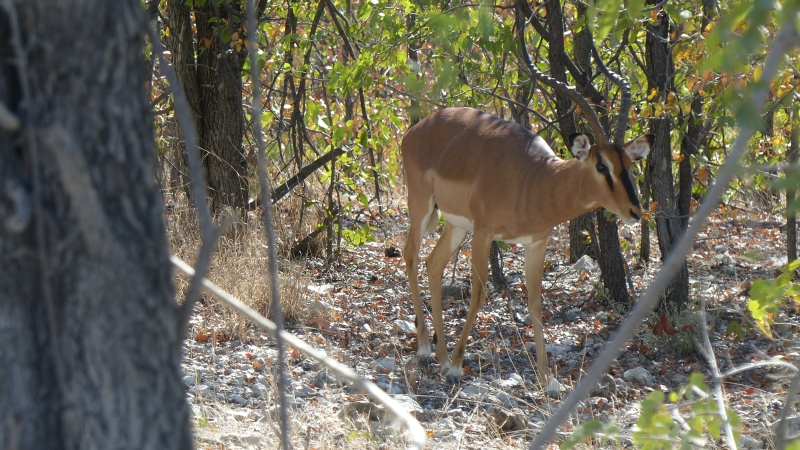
[567,2,598,263]
[0,1,191,448]
[542,0,592,263]
[595,209,632,305]
[166,0,200,200]
[788,105,799,263]
[166,0,252,214]
[640,166,652,262]
[645,6,689,311]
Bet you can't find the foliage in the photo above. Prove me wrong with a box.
[748,259,800,337]
[562,373,741,449]
[153,0,800,258]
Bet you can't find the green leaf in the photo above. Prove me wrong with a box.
[357,192,369,209]
[333,126,346,145]
[220,25,231,43]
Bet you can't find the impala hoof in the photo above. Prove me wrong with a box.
[445,373,463,384]
[445,365,463,384]
[417,355,435,369]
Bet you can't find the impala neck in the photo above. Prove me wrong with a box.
[541,158,601,226]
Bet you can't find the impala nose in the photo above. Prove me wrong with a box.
[619,208,641,226]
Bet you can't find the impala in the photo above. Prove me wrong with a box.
[401,15,652,385]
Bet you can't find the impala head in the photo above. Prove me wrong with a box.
[569,133,653,225]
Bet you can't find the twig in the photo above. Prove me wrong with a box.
[720,360,799,379]
[247,0,291,448]
[776,369,800,450]
[696,297,737,450]
[528,16,800,450]
[170,256,426,449]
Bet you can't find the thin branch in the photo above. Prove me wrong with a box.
[591,42,630,145]
[515,0,608,144]
[696,298,737,450]
[721,359,799,378]
[247,0,291,448]
[147,27,212,233]
[776,369,800,450]
[528,16,800,450]
[271,146,346,203]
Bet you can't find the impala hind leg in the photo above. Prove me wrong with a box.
[425,222,468,372]
[446,231,493,383]
[524,239,549,385]
[404,197,436,366]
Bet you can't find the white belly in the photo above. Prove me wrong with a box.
[494,234,536,245]
[441,212,474,231]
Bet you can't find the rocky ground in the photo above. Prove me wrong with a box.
[180,206,800,449]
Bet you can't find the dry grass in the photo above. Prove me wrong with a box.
[167,195,319,341]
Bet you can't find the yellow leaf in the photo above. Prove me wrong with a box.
[647,88,659,101]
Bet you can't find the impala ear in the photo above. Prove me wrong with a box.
[624,134,654,161]
[568,133,592,161]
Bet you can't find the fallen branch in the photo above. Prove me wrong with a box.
[271,146,346,204]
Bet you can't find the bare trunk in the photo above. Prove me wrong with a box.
[166,0,251,214]
[788,105,799,263]
[0,1,191,448]
[645,5,688,311]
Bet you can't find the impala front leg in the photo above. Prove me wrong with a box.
[446,231,493,384]
[404,223,433,366]
[524,239,549,385]
[426,223,468,371]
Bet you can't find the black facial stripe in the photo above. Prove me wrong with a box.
[620,169,640,207]
[603,171,614,191]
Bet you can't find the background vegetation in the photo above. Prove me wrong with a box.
[157,0,800,447]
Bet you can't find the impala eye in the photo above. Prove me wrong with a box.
[596,163,608,173]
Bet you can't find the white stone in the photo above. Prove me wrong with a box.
[623,366,653,386]
[393,320,416,334]
[371,356,396,372]
[573,255,598,273]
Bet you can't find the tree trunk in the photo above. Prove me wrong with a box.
[788,104,799,263]
[167,0,201,201]
[567,2,597,263]
[167,0,251,214]
[595,210,631,303]
[640,168,652,262]
[543,0,594,263]
[0,1,191,448]
[573,2,631,305]
[645,6,689,311]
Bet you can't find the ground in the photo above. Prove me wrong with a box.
[174,201,800,450]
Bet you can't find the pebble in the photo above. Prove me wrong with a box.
[371,356,396,372]
[250,383,267,398]
[228,394,247,405]
[623,366,654,386]
[393,320,416,334]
